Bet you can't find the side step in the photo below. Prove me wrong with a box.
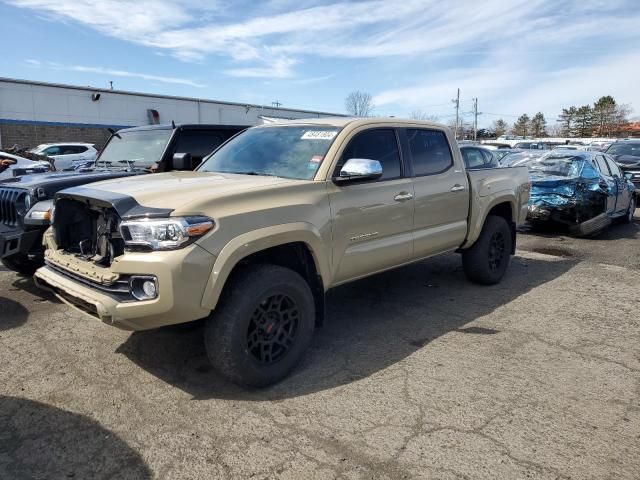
[569,212,611,237]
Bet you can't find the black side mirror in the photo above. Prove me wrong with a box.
[172,152,192,171]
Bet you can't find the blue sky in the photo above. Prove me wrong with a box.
[2,0,639,127]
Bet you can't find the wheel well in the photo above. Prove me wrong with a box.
[233,242,325,326]
[487,202,516,254]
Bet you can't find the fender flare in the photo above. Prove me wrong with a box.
[200,222,330,310]
[461,194,518,249]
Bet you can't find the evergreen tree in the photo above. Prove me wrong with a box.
[492,119,508,137]
[592,96,616,136]
[574,105,594,137]
[557,106,577,136]
[530,112,547,137]
[512,114,531,137]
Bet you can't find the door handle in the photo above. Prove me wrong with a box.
[450,184,466,192]
[394,192,413,202]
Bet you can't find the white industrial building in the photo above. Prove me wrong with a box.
[0,77,342,148]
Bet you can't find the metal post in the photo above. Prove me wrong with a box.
[473,98,478,142]
[454,88,460,140]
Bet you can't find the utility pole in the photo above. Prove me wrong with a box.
[473,98,478,142]
[452,88,460,140]
[272,100,282,108]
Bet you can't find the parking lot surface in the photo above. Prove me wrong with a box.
[1,214,639,479]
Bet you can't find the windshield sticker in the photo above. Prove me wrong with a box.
[308,155,323,170]
[301,131,337,140]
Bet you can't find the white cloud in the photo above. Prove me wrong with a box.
[25,60,206,87]
[8,0,640,108]
[374,51,640,124]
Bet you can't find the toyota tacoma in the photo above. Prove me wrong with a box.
[34,118,530,387]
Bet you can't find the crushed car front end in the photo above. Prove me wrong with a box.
[34,188,215,330]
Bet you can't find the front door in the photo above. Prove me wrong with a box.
[328,128,414,284]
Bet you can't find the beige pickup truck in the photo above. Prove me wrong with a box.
[35,118,530,387]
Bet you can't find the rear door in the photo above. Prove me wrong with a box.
[403,128,469,257]
[328,127,415,283]
[594,154,617,214]
[605,155,632,214]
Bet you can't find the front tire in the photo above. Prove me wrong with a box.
[462,215,512,285]
[623,195,636,224]
[1,254,40,276]
[204,264,315,388]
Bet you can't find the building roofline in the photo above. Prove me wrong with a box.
[0,76,345,117]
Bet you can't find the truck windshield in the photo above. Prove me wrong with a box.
[198,126,341,179]
[97,129,172,168]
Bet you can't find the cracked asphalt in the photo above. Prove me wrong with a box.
[1,212,639,479]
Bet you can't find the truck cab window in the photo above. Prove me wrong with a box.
[339,129,401,180]
[406,129,453,175]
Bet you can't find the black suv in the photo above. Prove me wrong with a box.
[0,123,246,274]
[606,140,640,194]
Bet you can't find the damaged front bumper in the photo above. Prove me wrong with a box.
[34,236,216,330]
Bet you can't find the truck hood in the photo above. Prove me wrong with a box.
[59,171,299,215]
[0,169,143,198]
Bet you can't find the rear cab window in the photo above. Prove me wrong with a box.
[405,129,453,176]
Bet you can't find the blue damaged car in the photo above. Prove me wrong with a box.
[525,151,636,236]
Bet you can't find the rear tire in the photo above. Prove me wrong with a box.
[1,254,40,276]
[623,195,636,224]
[204,264,315,388]
[462,215,512,285]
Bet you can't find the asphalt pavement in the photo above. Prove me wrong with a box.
[1,212,639,479]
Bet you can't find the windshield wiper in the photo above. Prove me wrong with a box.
[221,170,279,177]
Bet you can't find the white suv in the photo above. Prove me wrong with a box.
[29,143,98,170]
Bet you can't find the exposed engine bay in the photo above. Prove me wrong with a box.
[53,198,125,267]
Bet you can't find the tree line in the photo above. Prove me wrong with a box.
[344,90,633,139]
[491,96,632,138]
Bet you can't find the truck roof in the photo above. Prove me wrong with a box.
[262,117,446,129]
[118,123,249,133]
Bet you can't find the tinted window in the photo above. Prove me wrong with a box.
[461,148,489,169]
[605,157,621,177]
[174,130,226,166]
[340,129,401,181]
[595,155,611,175]
[406,129,452,176]
[480,149,496,165]
[43,146,61,155]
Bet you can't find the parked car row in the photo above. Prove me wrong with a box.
[459,139,638,235]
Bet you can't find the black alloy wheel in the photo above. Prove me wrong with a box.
[247,294,300,365]
[487,231,506,272]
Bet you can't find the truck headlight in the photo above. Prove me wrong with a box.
[119,216,214,250]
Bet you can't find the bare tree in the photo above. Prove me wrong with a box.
[410,110,440,122]
[345,91,374,117]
